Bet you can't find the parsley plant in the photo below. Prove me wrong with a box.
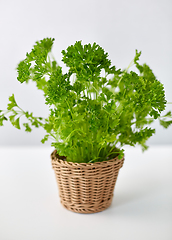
[1,38,172,162]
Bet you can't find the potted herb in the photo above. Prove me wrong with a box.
[0,38,172,213]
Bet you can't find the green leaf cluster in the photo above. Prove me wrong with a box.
[1,38,172,163]
[1,94,46,133]
[159,111,172,128]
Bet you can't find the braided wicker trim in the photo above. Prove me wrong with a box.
[51,150,124,214]
[51,150,124,167]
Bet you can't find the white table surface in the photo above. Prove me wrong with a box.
[0,146,172,240]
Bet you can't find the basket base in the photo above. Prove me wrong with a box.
[60,196,113,214]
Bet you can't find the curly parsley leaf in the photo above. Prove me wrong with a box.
[17,38,56,93]
[23,123,32,132]
[7,94,18,110]
[159,120,172,128]
[41,134,53,144]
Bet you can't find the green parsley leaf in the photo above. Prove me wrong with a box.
[23,123,32,132]
[159,119,172,129]
[0,113,8,126]
[7,94,18,110]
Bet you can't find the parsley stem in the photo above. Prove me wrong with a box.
[92,84,99,95]
[66,100,74,119]
[117,59,134,85]
[49,133,56,140]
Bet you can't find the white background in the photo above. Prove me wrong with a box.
[0,0,172,146]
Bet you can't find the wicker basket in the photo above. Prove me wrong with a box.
[51,150,124,214]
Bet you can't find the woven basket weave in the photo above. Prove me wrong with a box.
[51,150,124,214]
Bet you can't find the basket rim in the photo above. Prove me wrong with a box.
[51,149,124,167]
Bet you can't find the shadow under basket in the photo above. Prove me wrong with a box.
[51,150,124,214]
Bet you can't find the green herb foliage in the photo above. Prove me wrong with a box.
[1,38,172,162]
